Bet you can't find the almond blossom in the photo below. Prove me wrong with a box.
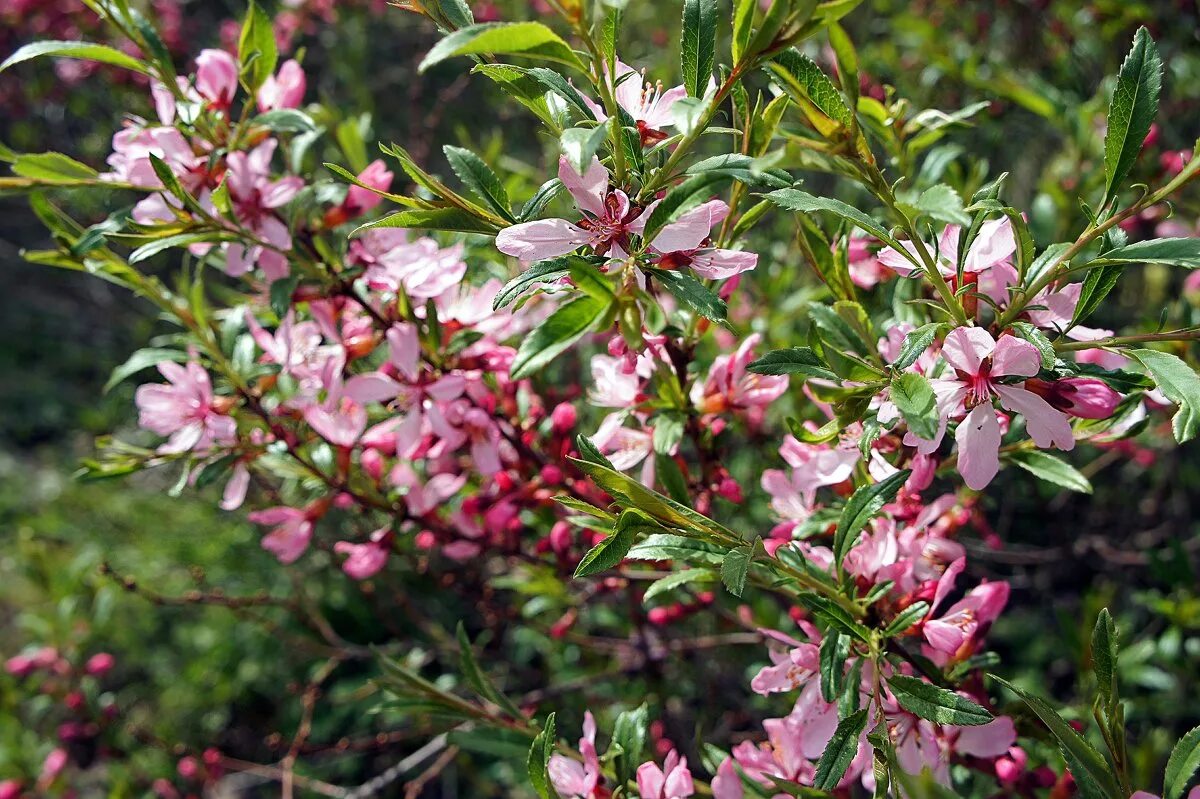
[135,360,236,454]
[581,60,688,145]
[548,712,602,799]
[223,139,304,282]
[636,751,694,799]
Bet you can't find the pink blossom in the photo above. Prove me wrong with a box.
[334,527,391,579]
[496,157,639,261]
[690,334,787,414]
[85,652,115,677]
[548,712,602,799]
[912,327,1074,490]
[877,217,1016,284]
[224,139,304,282]
[248,505,313,564]
[390,464,466,516]
[195,49,239,109]
[582,60,688,145]
[637,751,694,799]
[341,159,394,217]
[1025,377,1122,419]
[356,230,468,299]
[846,232,893,288]
[631,197,758,280]
[257,59,306,112]
[135,360,236,454]
[710,759,744,799]
[0,780,22,799]
[302,355,367,447]
[591,413,655,484]
[924,579,1010,660]
[38,747,68,788]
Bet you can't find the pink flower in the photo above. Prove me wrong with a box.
[582,60,688,145]
[548,712,602,799]
[302,355,368,448]
[257,59,306,112]
[846,232,893,288]
[914,327,1074,490]
[710,759,744,799]
[340,159,394,218]
[224,139,304,282]
[637,751,694,799]
[1024,377,1122,419]
[631,198,758,280]
[877,217,1016,285]
[496,156,639,261]
[924,579,1010,660]
[195,49,239,109]
[248,505,314,564]
[38,747,68,788]
[390,465,466,516]
[334,527,391,579]
[0,780,22,799]
[135,360,236,454]
[690,334,787,414]
[356,231,467,299]
[85,652,115,677]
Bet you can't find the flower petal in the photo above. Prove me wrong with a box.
[955,403,1002,490]
[495,219,591,261]
[995,385,1076,450]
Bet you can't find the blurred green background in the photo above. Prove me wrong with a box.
[1,0,1199,794]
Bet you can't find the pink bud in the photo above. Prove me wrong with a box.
[177,756,200,780]
[647,607,670,626]
[551,403,577,434]
[5,655,34,677]
[257,59,306,112]
[64,692,86,712]
[0,780,22,799]
[540,464,563,485]
[343,160,394,216]
[717,477,743,503]
[152,778,181,799]
[85,652,115,677]
[361,448,385,482]
[995,757,1021,785]
[195,49,239,109]
[549,521,572,555]
[40,748,68,783]
[1055,377,1122,419]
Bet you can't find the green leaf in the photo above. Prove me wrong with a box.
[833,470,910,569]
[1011,322,1056,370]
[528,713,557,799]
[238,1,278,91]
[443,145,513,222]
[10,152,99,182]
[627,534,726,567]
[420,22,582,73]
[611,704,649,786]
[721,545,753,597]
[252,109,319,133]
[890,373,938,440]
[575,509,658,578]
[992,676,1123,799]
[0,40,149,75]
[1091,238,1200,268]
[731,0,755,64]
[128,232,239,264]
[455,622,522,717]
[493,257,584,310]
[813,709,869,790]
[889,325,940,372]
[560,125,610,177]
[684,154,792,190]
[644,268,727,322]
[883,601,930,637]
[767,49,854,135]
[681,0,717,99]
[766,188,908,257]
[910,184,969,226]
[797,594,872,643]
[437,0,475,28]
[104,348,188,393]
[1103,27,1162,206]
[511,294,610,380]
[1164,725,1200,799]
[1008,450,1092,494]
[644,568,718,602]
[1071,263,1123,328]
[352,208,501,236]
[1128,348,1200,443]
[576,433,616,471]
[819,631,849,702]
[887,675,993,726]
[1091,608,1118,709]
[747,347,837,380]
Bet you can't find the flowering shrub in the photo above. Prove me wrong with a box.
[2,0,1199,797]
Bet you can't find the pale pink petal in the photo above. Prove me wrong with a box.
[387,322,421,381]
[965,217,1016,273]
[942,327,996,375]
[344,373,402,404]
[688,248,758,279]
[495,219,592,260]
[875,240,925,276]
[955,403,1001,490]
[990,335,1041,378]
[955,717,1017,758]
[220,463,251,511]
[650,199,729,253]
[995,385,1075,450]
[557,155,609,216]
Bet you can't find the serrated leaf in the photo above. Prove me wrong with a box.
[511,294,610,379]
[574,509,657,578]
[1128,348,1200,443]
[798,594,872,643]
[767,49,854,135]
[644,267,726,322]
[627,534,726,566]
[887,675,992,726]
[1010,322,1056,370]
[353,207,501,236]
[1090,238,1200,268]
[992,676,1123,799]
[443,145,513,221]
[766,189,908,258]
[834,470,910,569]
[747,347,837,380]
[1165,725,1200,799]
[1072,263,1124,327]
[1103,27,1162,206]
[681,0,717,99]
[721,545,753,597]
[528,713,556,799]
[420,22,582,73]
[813,709,869,790]
[1008,450,1092,494]
[884,601,930,637]
[1091,608,1118,709]
[644,569,718,603]
[0,40,149,75]
[641,173,727,244]
[493,257,581,310]
[890,373,938,440]
[892,323,942,370]
[819,631,849,702]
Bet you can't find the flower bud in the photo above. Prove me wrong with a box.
[1025,377,1121,419]
[551,402,578,434]
[85,652,115,677]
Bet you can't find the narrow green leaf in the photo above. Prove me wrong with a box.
[1008,450,1093,494]
[681,0,718,99]
[798,594,872,643]
[443,145,513,221]
[252,109,318,133]
[883,601,930,637]
[747,347,837,380]
[0,40,149,75]
[493,257,582,310]
[643,569,718,603]
[104,348,188,393]
[887,675,993,726]
[833,470,910,569]
[352,207,501,236]
[420,22,583,73]
[575,510,661,578]
[766,188,908,257]
[892,323,942,370]
[813,709,869,790]
[576,433,616,471]
[510,294,610,379]
[641,173,727,244]
[1128,348,1200,443]
[1103,27,1162,206]
[819,631,849,702]
[1091,609,1118,709]
[1164,725,1200,799]
[1090,238,1200,268]
[238,1,278,90]
[11,152,99,182]
[644,267,727,322]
